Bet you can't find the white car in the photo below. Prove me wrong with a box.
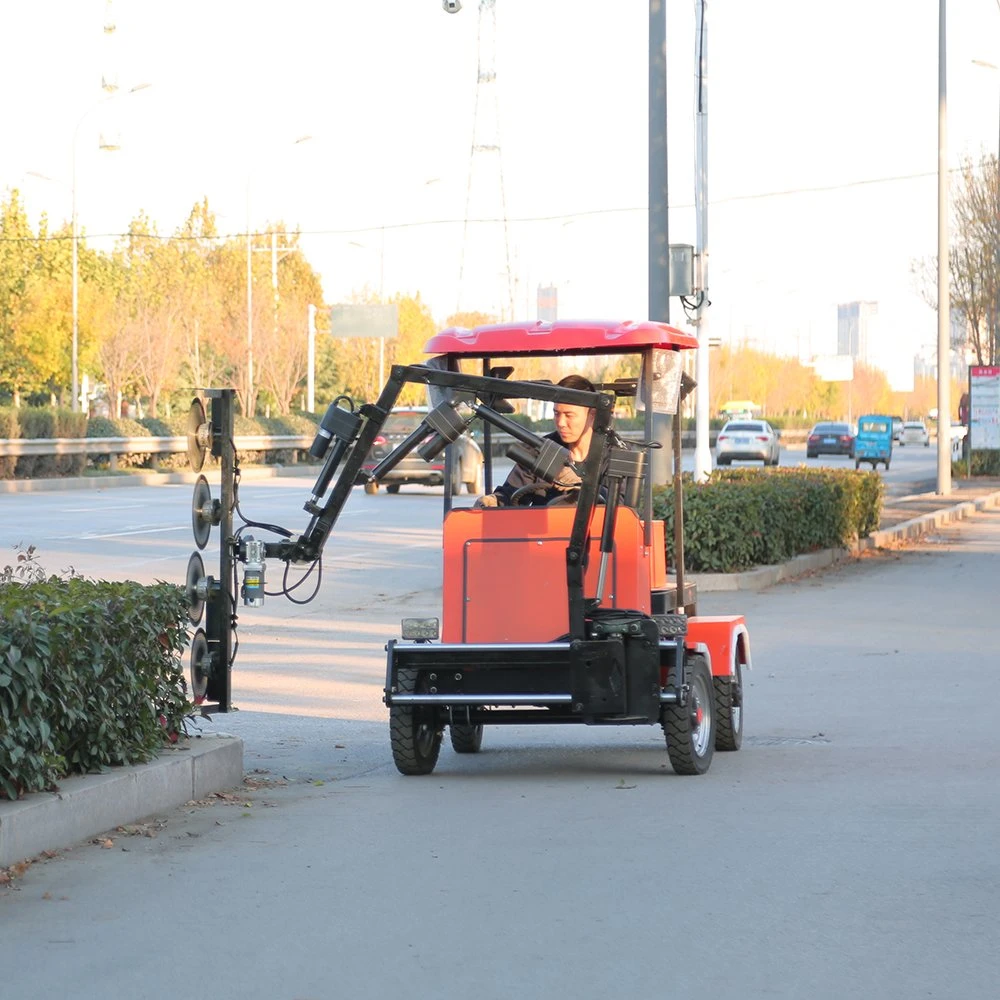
[900,420,930,447]
[715,419,781,466]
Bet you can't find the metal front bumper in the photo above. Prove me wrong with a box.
[384,635,685,725]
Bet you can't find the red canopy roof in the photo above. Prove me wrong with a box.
[423,319,698,357]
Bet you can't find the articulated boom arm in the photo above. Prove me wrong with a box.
[254,365,615,634]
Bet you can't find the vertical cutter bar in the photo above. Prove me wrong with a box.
[212,388,235,711]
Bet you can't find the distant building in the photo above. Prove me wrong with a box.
[537,285,558,322]
[837,301,878,365]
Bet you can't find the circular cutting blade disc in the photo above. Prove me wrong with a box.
[185,551,206,625]
[191,475,213,550]
[189,628,210,704]
[187,397,208,471]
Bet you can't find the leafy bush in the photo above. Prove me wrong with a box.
[0,407,18,479]
[86,415,152,469]
[0,567,191,800]
[652,466,884,573]
[12,407,87,479]
[953,450,1000,477]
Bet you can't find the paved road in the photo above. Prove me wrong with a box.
[2,476,999,999]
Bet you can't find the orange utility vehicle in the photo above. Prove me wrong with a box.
[185,319,750,778]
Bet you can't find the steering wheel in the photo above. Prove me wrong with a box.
[508,484,549,506]
[509,483,581,507]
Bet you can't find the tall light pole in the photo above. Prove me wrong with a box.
[349,227,387,386]
[693,0,712,483]
[69,82,151,412]
[246,134,312,417]
[937,0,951,495]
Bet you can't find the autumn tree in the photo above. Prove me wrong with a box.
[912,153,999,366]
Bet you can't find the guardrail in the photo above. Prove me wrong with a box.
[0,435,313,470]
[0,428,812,472]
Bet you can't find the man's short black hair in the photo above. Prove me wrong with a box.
[557,374,596,393]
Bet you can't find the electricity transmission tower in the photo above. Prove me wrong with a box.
[457,0,514,319]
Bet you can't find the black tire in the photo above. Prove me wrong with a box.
[717,458,731,466]
[714,654,744,752]
[386,483,401,494]
[662,654,715,775]
[884,459,890,470]
[389,668,442,775]
[855,459,860,469]
[450,723,484,753]
[806,451,817,459]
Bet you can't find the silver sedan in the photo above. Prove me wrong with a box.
[715,419,781,466]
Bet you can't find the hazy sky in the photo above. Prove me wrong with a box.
[3,0,999,388]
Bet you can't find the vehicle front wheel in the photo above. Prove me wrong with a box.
[386,483,401,494]
[662,654,714,775]
[389,668,443,775]
[450,723,484,753]
[714,653,744,752]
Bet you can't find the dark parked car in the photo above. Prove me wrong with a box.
[362,407,484,494]
[806,421,855,459]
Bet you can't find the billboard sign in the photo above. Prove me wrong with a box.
[329,304,398,339]
[969,365,1000,449]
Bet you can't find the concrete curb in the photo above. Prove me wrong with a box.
[693,489,1000,593]
[0,733,244,868]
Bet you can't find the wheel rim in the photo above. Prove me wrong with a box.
[690,669,712,756]
[415,718,437,757]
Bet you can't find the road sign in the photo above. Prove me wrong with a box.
[329,303,398,339]
[969,365,1000,450]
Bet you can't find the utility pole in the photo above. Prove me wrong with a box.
[937,0,951,495]
[693,0,713,483]
[648,0,672,486]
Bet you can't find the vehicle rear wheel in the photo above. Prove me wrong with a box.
[717,458,731,466]
[389,668,442,775]
[386,483,401,494]
[662,654,714,775]
[714,653,744,752]
[806,451,816,459]
[855,459,860,469]
[884,459,890,470]
[450,723,484,753]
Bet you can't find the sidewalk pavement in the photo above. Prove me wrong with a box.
[2,472,999,871]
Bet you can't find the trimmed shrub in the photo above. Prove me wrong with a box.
[652,466,884,573]
[0,407,18,479]
[12,408,87,479]
[953,451,1000,477]
[0,571,191,800]
[86,415,152,469]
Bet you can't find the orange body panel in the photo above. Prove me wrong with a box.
[686,616,750,677]
[442,507,665,643]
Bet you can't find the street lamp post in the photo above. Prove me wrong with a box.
[349,228,387,386]
[245,134,312,417]
[68,83,151,412]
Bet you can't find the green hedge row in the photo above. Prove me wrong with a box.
[952,450,1000,477]
[0,569,191,800]
[0,406,88,479]
[652,467,884,573]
